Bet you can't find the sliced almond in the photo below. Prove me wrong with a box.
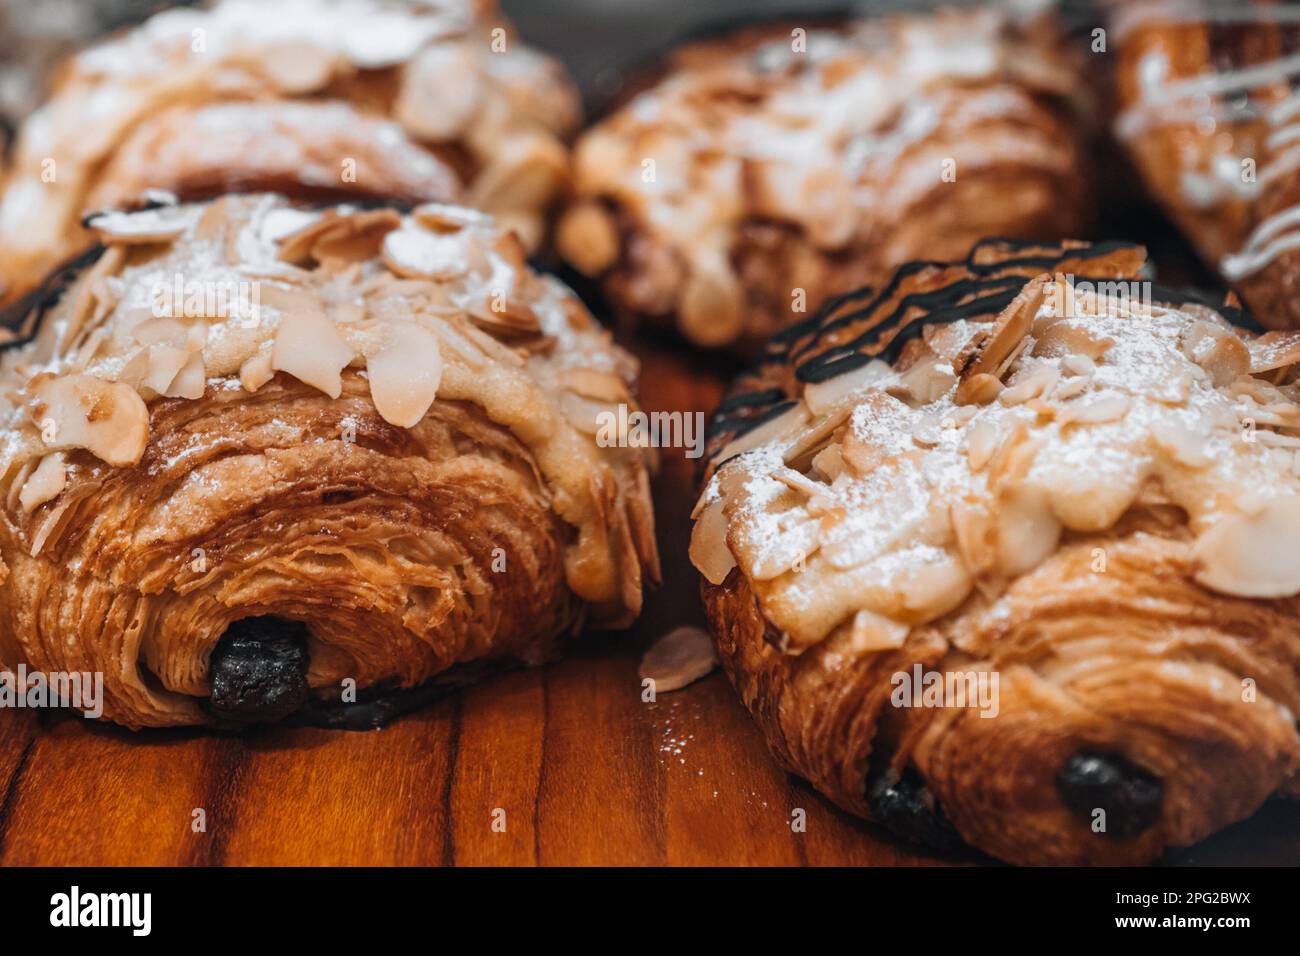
[260,207,321,245]
[678,253,744,348]
[563,367,630,404]
[897,358,957,404]
[638,626,719,693]
[239,350,275,393]
[164,352,206,400]
[1150,420,1211,468]
[1058,394,1131,426]
[960,275,1047,380]
[259,41,338,94]
[18,452,67,513]
[996,486,1062,578]
[1193,497,1300,598]
[1031,319,1114,361]
[556,201,621,277]
[714,402,810,464]
[367,323,443,428]
[396,43,483,141]
[142,345,190,395]
[1190,326,1250,387]
[467,133,568,217]
[803,359,891,415]
[28,374,149,467]
[954,372,1003,406]
[1249,330,1300,375]
[689,498,737,585]
[271,307,355,399]
[849,608,910,653]
[382,226,471,280]
[85,205,198,244]
[412,203,493,233]
[966,420,998,471]
[1000,363,1059,406]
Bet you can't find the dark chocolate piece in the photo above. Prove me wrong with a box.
[867,767,965,854]
[207,617,311,724]
[1056,751,1163,839]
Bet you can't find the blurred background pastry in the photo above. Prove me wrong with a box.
[0,0,579,305]
[556,3,1095,351]
[1113,0,1300,328]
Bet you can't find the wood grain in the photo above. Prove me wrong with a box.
[0,330,1297,866]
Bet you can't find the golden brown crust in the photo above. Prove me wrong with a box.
[705,514,1300,865]
[694,238,1300,864]
[0,194,658,728]
[0,0,580,304]
[558,7,1094,352]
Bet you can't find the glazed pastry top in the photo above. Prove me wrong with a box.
[691,239,1300,652]
[563,6,1082,339]
[0,193,656,612]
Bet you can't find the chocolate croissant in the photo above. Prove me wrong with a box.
[1114,0,1300,327]
[0,194,659,729]
[692,237,1300,865]
[0,0,579,304]
[556,6,1093,351]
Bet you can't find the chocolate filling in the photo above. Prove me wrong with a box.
[207,616,311,724]
[1056,751,1163,839]
[867,767,965,854]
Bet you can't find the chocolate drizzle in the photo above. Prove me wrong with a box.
[706,237,1255,461]
[0,244,107,353]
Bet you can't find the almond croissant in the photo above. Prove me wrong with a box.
[694,238,1300,865]
[0,194,658,729]
[0,0,579,305]
[557,6,1093,352]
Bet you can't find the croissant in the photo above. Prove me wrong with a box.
[692,237,1300,865]
[0,194,659,729]
[556,6,1093,352]
[1113,0,1300,327]
[0,0,579,305]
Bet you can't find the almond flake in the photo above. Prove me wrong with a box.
[689,498,736,585]
[638,626,719,693]
[29,374,149,467]
[18,453,66,513]
[368,324,443,428]
[271,307,355,399]
[1193,497,1300,598]
[849,608,909,653]
[85,205,198,244]
[382,226,471,280]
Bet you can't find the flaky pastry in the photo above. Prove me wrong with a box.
[693,237,1300,864]
[557,6,1093,351]
[0,194,658,728]
[0,0,579,304]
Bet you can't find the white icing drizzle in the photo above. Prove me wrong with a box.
[1116,10,1300,282]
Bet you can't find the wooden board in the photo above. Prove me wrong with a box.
[0,330,1297,867]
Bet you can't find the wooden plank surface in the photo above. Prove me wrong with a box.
[0,329,1297,866]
